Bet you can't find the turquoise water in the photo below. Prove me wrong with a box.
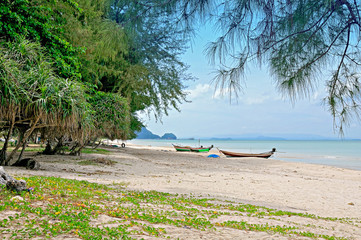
[127,139,361,171]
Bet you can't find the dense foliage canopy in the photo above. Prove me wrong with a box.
[0,0,190,164]
[0,0,82,78]
[0,38,89,164]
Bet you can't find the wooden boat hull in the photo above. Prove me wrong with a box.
[190,145,213,152]
[219,148,276,158]
[173,144,214,152]
[172,145,191,152]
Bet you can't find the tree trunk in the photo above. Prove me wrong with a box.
[32,131,39,144]
[92,139,102,149]
[0,114,15,166]
[77,144,85,155]
[69,142,79,155]
[42,137,65,155]
[43,142,53,155]
[5,115,41,165]
[89,138,97,148]
[14,128,27,163]
[70,142,84,156]
[15,139,28,164]
[52,137,65,154]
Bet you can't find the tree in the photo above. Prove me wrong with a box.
[107,0,192,120]
[0,0,83,79]
[42,89,131,155]
[0,38,90,165]
[58,0,192,135]
[88,90,131,141]
[167,0,361,134]
[0,0,192,156]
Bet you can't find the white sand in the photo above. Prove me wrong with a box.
[5,144,361,239]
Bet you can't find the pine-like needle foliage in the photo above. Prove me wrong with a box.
[170,0,361,134]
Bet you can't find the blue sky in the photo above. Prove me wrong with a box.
[139,27,361,139]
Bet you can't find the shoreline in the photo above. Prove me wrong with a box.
[4,143,361,239]
[127,139,361,171]
[126,144,361,218]
[6,143,361,219]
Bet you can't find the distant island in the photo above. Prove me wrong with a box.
[136,127,177,140]
[135,129,360,141]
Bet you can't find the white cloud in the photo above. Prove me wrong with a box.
[242,95,270,105]
[212,90,275,105]
[187,84,212,99]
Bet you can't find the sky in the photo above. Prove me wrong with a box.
[139,27,361,140]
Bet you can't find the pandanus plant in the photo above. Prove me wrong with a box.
[0,39,90,165]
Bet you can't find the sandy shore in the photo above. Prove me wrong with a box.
[5,144,361,239]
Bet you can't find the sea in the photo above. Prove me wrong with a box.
[126,139,361,171]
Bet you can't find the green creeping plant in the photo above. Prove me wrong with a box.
[0,176,355,240]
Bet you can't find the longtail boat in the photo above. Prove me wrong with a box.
[190,145,214,152]
[219,148,276,158]
[172,144,192,152]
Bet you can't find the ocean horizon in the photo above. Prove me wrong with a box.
[126,139,361,171]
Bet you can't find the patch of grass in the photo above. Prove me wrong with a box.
[0,142,45,152]
[78,158,116,166]
[0,176,357,239]
[22,147,45,152]
[81,148,111,154]
[78,160,98,165]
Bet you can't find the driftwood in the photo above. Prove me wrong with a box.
[0,166,29,193]
[12,158,40,170]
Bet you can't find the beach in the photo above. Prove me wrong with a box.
[5,144,361,239]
